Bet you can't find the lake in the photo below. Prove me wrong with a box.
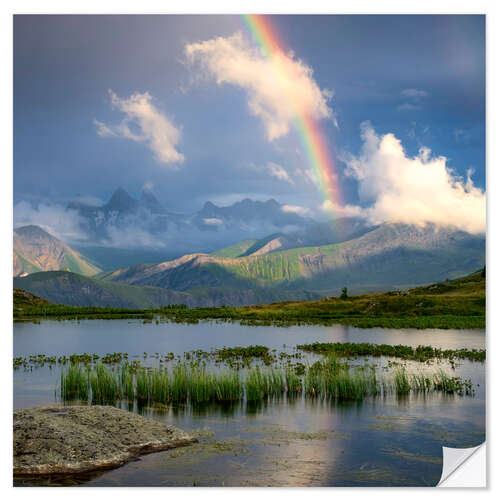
[13,319,485,487]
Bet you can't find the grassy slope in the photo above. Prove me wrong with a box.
[14,270,485,329]
[14,251,42,275]
[223,243,483,290]
[13,271,192,309]
[212,239,258,258]
[64,251,101,276]
[153,270,485,329]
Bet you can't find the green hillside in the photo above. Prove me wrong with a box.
[212,239,258,258]
[13,270,485,329]
[14,225,101,277]
[13,271,193,309]
[13,251,42,275]
[146,269,486,329]
[101,223,485,297]
[13,271,320,312]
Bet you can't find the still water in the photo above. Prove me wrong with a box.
[13,320,485,487]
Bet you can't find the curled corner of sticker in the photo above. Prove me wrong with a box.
[437,442,486,487]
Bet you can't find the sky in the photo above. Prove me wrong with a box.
[14,14,485,231]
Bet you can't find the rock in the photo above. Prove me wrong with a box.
[14,405,197,475]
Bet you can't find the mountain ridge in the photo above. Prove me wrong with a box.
[14,225,100,277]
[98,221,485,296]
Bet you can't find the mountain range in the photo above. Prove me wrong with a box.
[13,216,485,308]
[99,221,484,295]
[68,188,315,257]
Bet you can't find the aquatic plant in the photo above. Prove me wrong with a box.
[298,342,485,363]
[60,363,89,401]
[57,357,476,406]
[89,363,119,403]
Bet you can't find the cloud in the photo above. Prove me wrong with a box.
[341,122,485,234]
[281,204,311,216]
[14,201,87,243]
[401,88,429,98]
[397,102,421,112]
[94,120,116,137]
[265,162,293,184]
[71,195,104,207]
[249,161,294,184]
[95,90,184,166]
[203,217,224,226]
[185,32,334,140]
[398,88,429,112]
[321,200,363,218]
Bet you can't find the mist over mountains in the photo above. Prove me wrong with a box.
[66,187,316,255]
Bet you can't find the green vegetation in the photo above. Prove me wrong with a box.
[212,239,259,258]
[157,270,484,329]
[58,357,476,406]
[13,270,485,329]
[14,345,303,370]
[297,342,485,362]
[59,363,89,401]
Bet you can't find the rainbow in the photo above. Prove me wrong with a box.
[241,14,342,215]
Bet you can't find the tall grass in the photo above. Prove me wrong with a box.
[393,367,411,395]
[285,369,302,394]
[60,363,89,401]
[214,371,242,402]
[58,361,475,405]
[89,363,119,403]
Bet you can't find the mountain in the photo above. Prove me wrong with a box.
[99,222,485,297]
[13,271,320,308]
[212,239,259,258]
[139,187,167,214]
[15,222,484,307]
[66,188,314,258]
[191,198,312,231]
[236,217,375,257]
[13,225,100,277]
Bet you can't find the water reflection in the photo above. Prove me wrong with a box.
[13,320,485,487]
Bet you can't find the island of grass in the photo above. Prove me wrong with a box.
[13,269,485,329]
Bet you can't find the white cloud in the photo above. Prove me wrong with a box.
[14,201,87,243]
[401,88,429,98]
[340,122,485,234]
[294,167,315,185]
[321,200,363,218]
[249,161,294,184]
[281,204,311,216]
[265,162,293,184]
[95,90,184,166]
[93,119,116,137]
[185,32,334,141]
[397,102,421,112]
[72,195,104,207]
[203,218,224,226]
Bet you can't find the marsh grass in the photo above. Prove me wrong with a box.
[59,363,89,401]
[393,368,411,395]
[59,358,476,406]
[89,363,119,403]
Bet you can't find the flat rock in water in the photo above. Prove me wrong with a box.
[14,405,197,475]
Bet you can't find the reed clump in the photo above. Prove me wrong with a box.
[58,358,475,406]
[59,363,89,401]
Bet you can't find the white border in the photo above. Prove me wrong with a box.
[2,0,497,497]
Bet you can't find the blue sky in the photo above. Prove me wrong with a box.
[14,15,485,224]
